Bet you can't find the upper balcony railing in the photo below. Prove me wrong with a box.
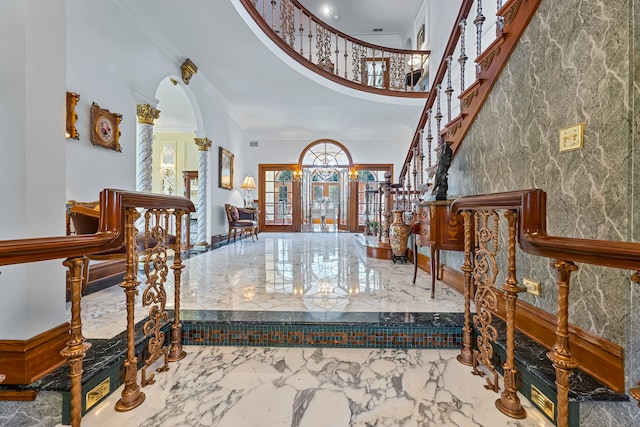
[240,0,430,97]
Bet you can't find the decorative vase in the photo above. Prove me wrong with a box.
[389,209,410,263]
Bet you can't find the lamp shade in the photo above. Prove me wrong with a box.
[240,175,256,190]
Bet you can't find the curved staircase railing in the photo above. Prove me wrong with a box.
[399,0,542,194]
[240,0,430,97]
[0,189,195,426]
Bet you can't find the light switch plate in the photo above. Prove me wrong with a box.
[559,123,584,153]
[523,277,541,296]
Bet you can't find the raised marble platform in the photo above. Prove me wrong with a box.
[0,309,628,427]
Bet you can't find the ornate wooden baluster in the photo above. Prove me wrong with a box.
[61,256,92,427]
[426,110,433,169]
[418,129,424,185]
[115,207,145,412]
[169,211,187,361]
[457,210,474,366]
[298,9,304,55]
[334,34,339,75]
[472,210,500,393]
[474,0,485,75]
[459,19,468,98]
[496,0,505,35]
[435,84,443,135]
[631,272,640,406]
[343,39,348,79]
[307,16,312,61]
[495,210,526,418]
[547,260,579,427]
[270,0,276,29]
[445,55,453,122]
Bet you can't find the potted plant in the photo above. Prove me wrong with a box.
[367,221,379,235]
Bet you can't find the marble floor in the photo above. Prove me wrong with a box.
[68,232,553,426]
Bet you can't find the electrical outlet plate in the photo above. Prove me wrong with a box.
[559,123,584,153]
[523,277,541,296]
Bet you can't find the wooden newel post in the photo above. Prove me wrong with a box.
[495,210,526,418]
[61,256,92,427]
[457,210,474,366]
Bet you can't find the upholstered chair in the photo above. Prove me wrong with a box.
[224,204,258,243]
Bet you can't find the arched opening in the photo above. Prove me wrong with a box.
[153,77,199,245]
[299,140,352,232]
[258,139,393,233]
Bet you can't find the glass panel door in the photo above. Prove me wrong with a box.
[261,167,297,231]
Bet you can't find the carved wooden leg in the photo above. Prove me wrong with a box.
[61,256,92,427]
[412,237,418,284]
[430,245,437,299]
[457,211,474,366]
[547,260,579,427]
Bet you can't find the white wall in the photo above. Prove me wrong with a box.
[0,0,68,339]
[426,0,463,86]
[65,0,171,200]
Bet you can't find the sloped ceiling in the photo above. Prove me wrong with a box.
[117,0,426,140]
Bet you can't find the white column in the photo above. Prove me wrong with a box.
[194,138,212,247]
[136,104,160,193]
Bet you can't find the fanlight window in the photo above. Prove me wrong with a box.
[301,141,350,183]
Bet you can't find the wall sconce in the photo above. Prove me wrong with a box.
[348,169,358,182]
[292,169,303,182]
[240,175,256,207]
[181,58,198,84]
[65,91,80,140]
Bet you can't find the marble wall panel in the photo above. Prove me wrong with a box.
[448,0,633,341]
[441,0,640,421]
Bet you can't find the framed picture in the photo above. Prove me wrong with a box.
[417,24,425,49]
[219,147,234,190]
[90,102,122,152]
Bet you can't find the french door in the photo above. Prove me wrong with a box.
[259,165,299,232]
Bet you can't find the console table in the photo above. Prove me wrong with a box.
[413,199,466,298]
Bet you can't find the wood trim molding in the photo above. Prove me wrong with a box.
[0,323,69,385]
[412,258,625,392]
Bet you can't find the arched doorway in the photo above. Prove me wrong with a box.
[299,140,351,232]
[258,140,393,233]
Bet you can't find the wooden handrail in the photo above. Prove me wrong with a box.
[451,188,640,426]
[400,0,475,177]
[451,189,640,270]
[0,189,195,267]
[0,189,195,427]
[239,0,430,97]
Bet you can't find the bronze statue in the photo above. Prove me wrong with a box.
[432,141,453,200]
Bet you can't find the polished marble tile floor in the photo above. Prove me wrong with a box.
[78,232,465,340]
[67,232,553,426]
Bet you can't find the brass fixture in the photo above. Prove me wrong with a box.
[181,58,198,84]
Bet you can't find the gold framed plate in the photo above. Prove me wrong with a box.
[90,102,122,152]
